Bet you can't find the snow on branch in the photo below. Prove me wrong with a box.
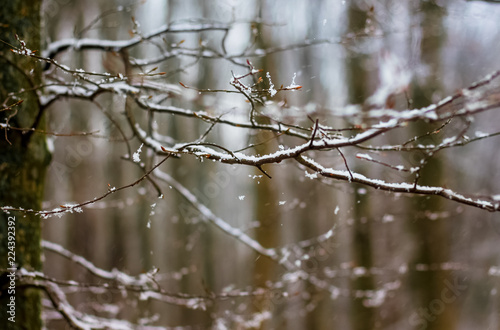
[154,170,279,260]
[6,50,499,213]
[296,156,499,212]
[42,241,157,288]
[42,22,230,58]
[4,11,500,330]
[0,156,171,217]
[4,36,500,219]
[40,242,209,310]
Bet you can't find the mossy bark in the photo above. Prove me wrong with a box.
[0,1,50,329]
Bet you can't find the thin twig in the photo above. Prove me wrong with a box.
[337,147,353,181]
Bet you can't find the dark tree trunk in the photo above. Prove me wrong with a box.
[408,2,458,329]
[345,2,376,330]
[0,1,50,329]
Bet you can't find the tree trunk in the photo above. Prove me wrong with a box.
[345,2,376,329]
[408,2,458,329]
[0,1,50,329]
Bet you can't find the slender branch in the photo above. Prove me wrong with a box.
[296,155,499,212]
[43,22,230,59]
[337,147,353,182]
[1,155,171,217]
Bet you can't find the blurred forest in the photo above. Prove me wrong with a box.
[5,0,500,329]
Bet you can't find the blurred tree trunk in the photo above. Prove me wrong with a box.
[408,2,457,329]
[250,2,281,329]
[164,2,214,326]
[345,2,376,330]
[0,1,50,329]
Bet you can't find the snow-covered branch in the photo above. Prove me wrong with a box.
[296,155,499,212]
[42,22,230,59]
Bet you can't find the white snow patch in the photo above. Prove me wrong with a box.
[305,171,318,179]
[441,137,456,145]
[366,52,411,107]
[489,266,500,276]
[285,72,301,89]
[382,214,394,223]
[353,267,366,277]
[133,143,144,163]
[266,72,277,97]
[356,153,373,161]
[47,137,55,153]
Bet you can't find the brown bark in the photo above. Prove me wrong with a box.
[0,1,50,329]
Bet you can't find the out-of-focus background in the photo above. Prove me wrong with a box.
[41,0,500,329]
